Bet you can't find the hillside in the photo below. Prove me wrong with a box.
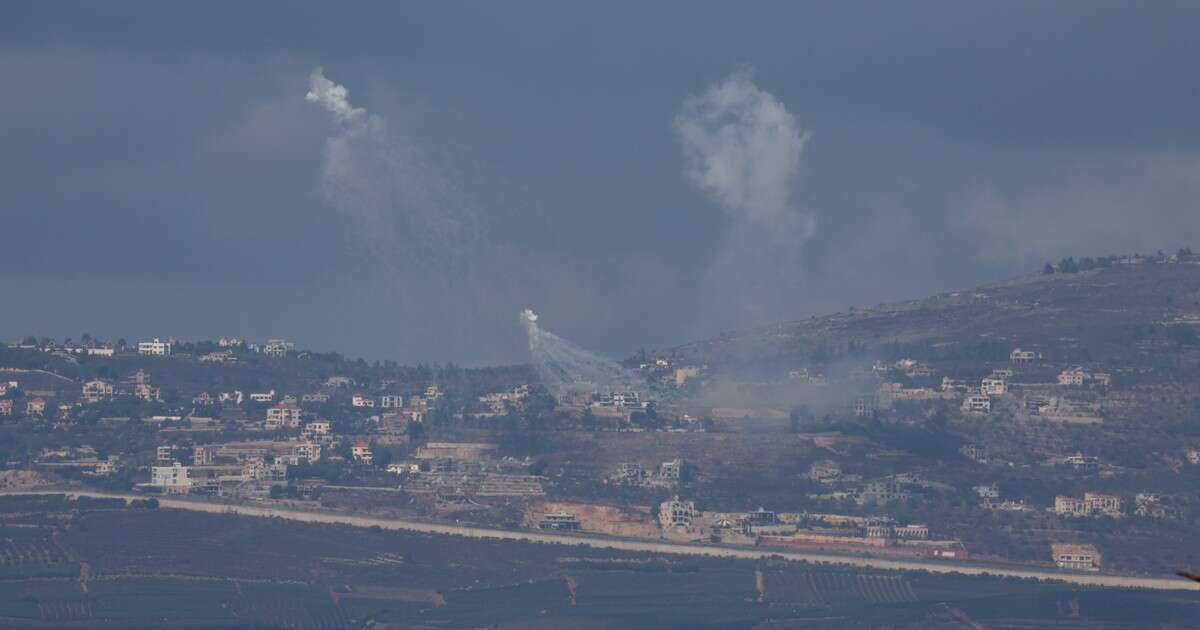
[667,257,1200,368]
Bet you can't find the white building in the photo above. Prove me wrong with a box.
[151,463,191,493]
[261,339,293,358]
[961,393,991,413]
[302,420,332,437]
[352,394,376,408]
[265,402,302,429]
[81,379,115,403]
[980,377,1007,396]
[137,339,172,356]
[294,442,321,463]
[1052,543,1100,571]
[1058,368,1086,386]
[249,390,276,403]
[380,394,403,409]
[1010,348,1038,363]
[974,483,1000,499]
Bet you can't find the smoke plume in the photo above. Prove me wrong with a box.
[305,67,482,277]
[520,309,643,398]
[675,69,814,327]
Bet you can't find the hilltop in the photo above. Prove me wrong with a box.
[666,255,1200,369]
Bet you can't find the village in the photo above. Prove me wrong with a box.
[3,304,1197,578]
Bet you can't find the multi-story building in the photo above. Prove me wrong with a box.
[133,383,161,402]
[137,339,171,356]
[81,379,115,403]
[591,391,647,408]
[1064,453,1101,472]
[1054,495,1090,517]
[157,445,177,465]
[895,524,929,540]
[1084,492,1122,516]
[538,510,582,531]
[1051,543,1100,571]
[980,377,1007,396]
[659,497,697,532]
[261,339,293,358]
[0,400,12,416]
[659,459,683,480]
[352,440,373,464]
[302,420,332,437]
[192,445,215,466]
[150,462,191,493]
[1055,492,1122,517]
[294,442,321,463]
[380,394,403,409]
[265,402,302,429]
[1058,368,1086,386]
[26,398,46,416]
[249,390,276,403]
[961,393,991,413]
[351,394,375,408]
[1009,348,1039,363]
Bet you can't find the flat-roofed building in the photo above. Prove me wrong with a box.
[1052,543,1100,571]
[137,339,171,356]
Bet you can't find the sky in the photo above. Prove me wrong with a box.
[1,2,1198,365]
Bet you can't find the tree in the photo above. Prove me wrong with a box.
[1043,263,1055,275]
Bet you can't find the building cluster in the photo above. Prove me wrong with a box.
[609,459,684,487]
[385,442,546,500]
[657,497,958,557]
[479,384,531,414]
[1054,492,1123,518]
[1056,367,1112,387]
[148,439,322,498]
[640,358,706,389]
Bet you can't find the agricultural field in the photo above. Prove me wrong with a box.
[0,496,1198,627]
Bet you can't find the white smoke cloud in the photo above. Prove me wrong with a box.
[674,70,815,327]
[520,308,644,398]
[304,67,482,277]
[305,67,367,128]
[675,69,813,236]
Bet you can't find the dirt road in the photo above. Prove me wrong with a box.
[8,490,1196,591]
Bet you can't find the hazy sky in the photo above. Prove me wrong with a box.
[2,2,1198,364]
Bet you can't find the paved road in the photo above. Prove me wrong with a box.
[7,489,1197,591]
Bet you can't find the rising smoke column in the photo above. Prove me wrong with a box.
[674,69,814,326]
[521,309,643,398]
[305,67,482,277]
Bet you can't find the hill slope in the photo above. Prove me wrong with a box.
[667,258,1200,367]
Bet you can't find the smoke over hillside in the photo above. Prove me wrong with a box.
[520,309,643,398]
[675,70,815,329]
